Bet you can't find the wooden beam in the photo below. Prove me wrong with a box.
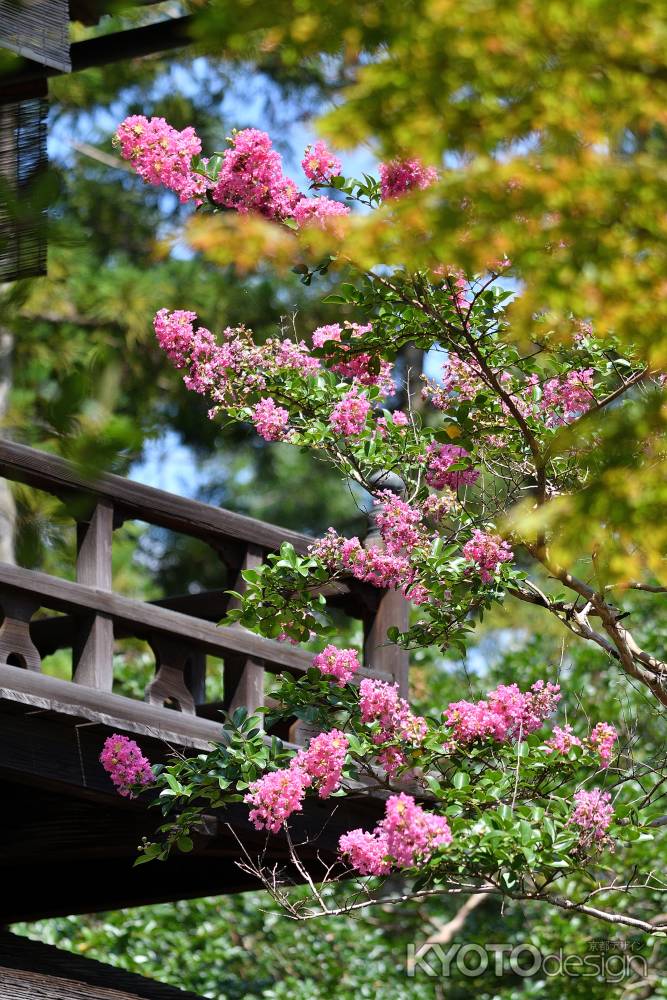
[0,663,225,749]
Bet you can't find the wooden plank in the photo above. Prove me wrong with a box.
[0,439,312,554]
[0,930,209,998]
[0,562,315,676]
[73,500,114,689]
[0,662,226,749]
[363,587,410,698]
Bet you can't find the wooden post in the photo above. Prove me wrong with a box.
[226,544,265,721]
[363,589,410,698]
[363,471,410,698]
[73,499,114,690]
[0,591,41,670]
[145,635,196,714]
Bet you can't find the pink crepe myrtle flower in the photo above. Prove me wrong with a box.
[373,491,425,554]
[376,410,409,437]
[588,722,618,768]
[245,765,310,834]
[312,645,361,686]
[293,195,350,229]
[359,678,427,773]
[329,388,370,436]
[115,115,207,203]
[422,352,485,409]
[546,724,582,755]
[424,443,480,491]
[568,788,614,848]
[272,337,320,375]
[251,397,290,441]
[245,728,350,831]
[312,323,343,348]
[301,140,342,183]
[100,734,153,798]
[294,730,349,798]
[339,794,451,875]
[311,322,394,393]
[339,828,392,876]
[154,309,198,366]
[445,680,560,745]
[524,368,596,427]
[309,528,414,593]
[211,128,299,221]
[379,158,438,200]
[462,529,513,582]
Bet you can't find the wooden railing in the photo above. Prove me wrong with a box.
[0,440,409,748]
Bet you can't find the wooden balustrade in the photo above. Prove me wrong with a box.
[0,440,409,743]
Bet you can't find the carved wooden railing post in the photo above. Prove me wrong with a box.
[226,543,265,722]
[73,499,114,689]
[0,590,41,670]
[145,635,196,714]
[363,471,410,698]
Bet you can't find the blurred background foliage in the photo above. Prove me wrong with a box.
[3,0,667,997]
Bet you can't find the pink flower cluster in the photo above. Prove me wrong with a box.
[329,387,371,436]
[432,266,469,311]
[100,734,153,798]
[569,788,614,848]
[118,119,349,229]
[302,140,342,183]
[360,678,428,774]
[251,397,290,441]
[445,680,561,744]
[373,491,425,554]
[546,721,617,768]
[462,529,513,582]
[311,645,361,686]
[154,310,318,409]
[376,410,409,437]
[379,158,438,200]
[589,722,618,768]
[245,730,349,832]
[428,353,485,407]
[211,127,299,221]
[311,322,395,394]
[115,115,207,203]
[311,529,411,591]
[293,195,350,228]
[533,369,595,427]
[211,129,349,227]
[294,730,349,798]
[153,309,204,367]
[339,793,451,875]
[425,443,479,491]
[546,724,582,755]
[245,766,309,834]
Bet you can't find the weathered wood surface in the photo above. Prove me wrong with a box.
[0,931,207,999]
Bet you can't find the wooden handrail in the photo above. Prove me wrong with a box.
[0,562,314,675]
[0,439,312,554]
[0,440,408,727]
